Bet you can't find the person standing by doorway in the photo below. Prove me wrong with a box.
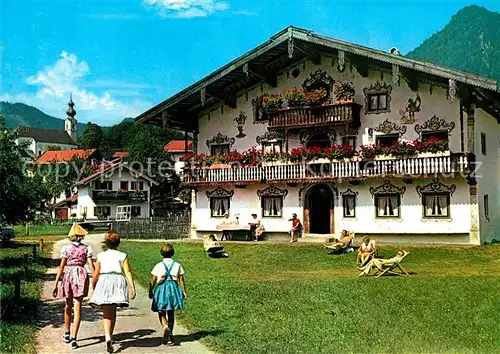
[289,213,302,242]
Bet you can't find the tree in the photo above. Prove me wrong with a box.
[79,122,104,152]
[0,124,51,223]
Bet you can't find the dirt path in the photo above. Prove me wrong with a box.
[36,233,214,353]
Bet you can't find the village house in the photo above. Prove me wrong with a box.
[73,162,158,221]
[164,140,193,173]
[135,26,500,245]
[15,96,79,158]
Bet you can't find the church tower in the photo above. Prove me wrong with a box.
[65,95,78,143]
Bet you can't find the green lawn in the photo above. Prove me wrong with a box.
[13,224,71,238]
[121,242,500,354]
[0,241,53,354]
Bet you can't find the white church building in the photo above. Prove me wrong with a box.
[136,26,500,245]
[15,96,78,158]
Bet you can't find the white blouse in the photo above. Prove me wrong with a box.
[97,249,127,274]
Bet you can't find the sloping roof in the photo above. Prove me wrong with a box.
[51,194,78,208]
[164,140,193,152]
[36,149,96,164]
[135,26,500,127]
[16,126,77,145]
[74,162,160,187]
[112,151,129,158]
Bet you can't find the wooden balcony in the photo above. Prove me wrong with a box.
[267,102,362,130]
[182,154,471,186]
[92,190,148,201]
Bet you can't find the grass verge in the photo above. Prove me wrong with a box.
[0,241,53,354]
[13,224,71,238]
[121,242,500,354]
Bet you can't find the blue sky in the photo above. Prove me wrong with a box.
[1,0,499,125]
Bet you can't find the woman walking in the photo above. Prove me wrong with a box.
[90,231,136,353]
[52,223,95,349]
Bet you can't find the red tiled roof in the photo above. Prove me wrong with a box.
[74,162,119,187]
[112,151,128,158]
[36,149,97,164]
[51,194,78,208]
[164,140,193,152]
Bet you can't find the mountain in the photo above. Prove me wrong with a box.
[407,5,500,83]
[0,101,88,134]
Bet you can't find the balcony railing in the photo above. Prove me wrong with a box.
[267,102,362,130]
[92,190,148,201]
[182,154,471,185]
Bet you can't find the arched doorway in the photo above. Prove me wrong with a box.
[304,184,334,234]
[306,133,331,148]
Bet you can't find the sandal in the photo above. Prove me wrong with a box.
[62,332,70,343]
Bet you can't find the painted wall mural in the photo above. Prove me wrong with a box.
[234,111,247,138]
[400,93,421,124]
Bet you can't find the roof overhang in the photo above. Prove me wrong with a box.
[74,163,160,187]
[135,26,500,128]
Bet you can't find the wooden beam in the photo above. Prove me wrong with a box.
[207,88,237,109]
[401,68,419,91]
[350,56,369,77]
[295,42,321,65]
[247,64,278,87]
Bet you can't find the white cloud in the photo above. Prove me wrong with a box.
[1,51,152,124]
[144,0,230,18]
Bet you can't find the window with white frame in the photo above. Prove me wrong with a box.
[341,136,356,148]
[131,206,141,217]
[211,144,230,155]
[210,197,230,217]
[207,187,234,218]
[94,206,111,218]
[262,141,282,154]
[375,194,400,217]
[370,181,406,219]
[257,185,288,218]
[417,180,456,220]
[423,194,450,218]
[368,93,388,112]
[131,181,144,191]
[95,181,112,190]
[262,196,283,217]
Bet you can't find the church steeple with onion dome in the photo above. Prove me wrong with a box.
[65,95,78,143]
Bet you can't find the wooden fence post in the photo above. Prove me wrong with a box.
[32,244,37,259]
[14,276,21,302]
[39,238,44,252]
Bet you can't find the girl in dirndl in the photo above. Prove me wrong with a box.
[52,223,95,349]
[149,244,187,346]
[90,231,136,353]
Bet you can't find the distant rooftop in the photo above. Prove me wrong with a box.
[16,126,77,145]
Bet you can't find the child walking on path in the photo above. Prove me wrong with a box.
[90,231,136,353]
[149,244,188,346]
[52,223,95,349]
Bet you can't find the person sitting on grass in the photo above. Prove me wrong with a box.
[204,234,229,258]
[149,244,188,346]
[358,236,376,266]
[52,223,95,349]
[325,230,352,250]
[358,250,405,276]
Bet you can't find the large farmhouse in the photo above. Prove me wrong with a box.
[136,26,500,244]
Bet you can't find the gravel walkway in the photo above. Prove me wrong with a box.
[36,233,214,354]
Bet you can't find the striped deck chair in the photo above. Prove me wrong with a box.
[203,235,224,256]
[372,251,410,277]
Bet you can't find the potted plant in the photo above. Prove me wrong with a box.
[335,81,355,103]
[414,138,450,157]
[306,87,329,106]
[284,88,308,107]
[261,93,283,111]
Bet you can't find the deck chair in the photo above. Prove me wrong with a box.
[203,235,224,256]
[325,232,355,253]
[372,251,410,277]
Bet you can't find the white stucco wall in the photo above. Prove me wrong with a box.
[15,137,77,157]
[197,57,463,155]
[192,178,471,243]
[76,169,152,219]
[475,108,500,243]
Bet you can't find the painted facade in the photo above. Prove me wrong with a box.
[136,27,500,244]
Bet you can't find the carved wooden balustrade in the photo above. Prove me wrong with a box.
[267,102,362,130]
[182,153,472,186]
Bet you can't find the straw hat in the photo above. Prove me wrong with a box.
[68,223,88,237]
